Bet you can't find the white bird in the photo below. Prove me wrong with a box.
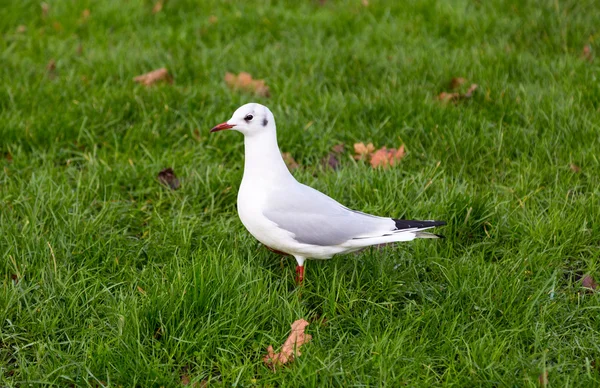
[211,103,445,283]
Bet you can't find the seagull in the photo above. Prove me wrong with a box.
[211,103,446,283]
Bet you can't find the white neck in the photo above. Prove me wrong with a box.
[242,129,294,184]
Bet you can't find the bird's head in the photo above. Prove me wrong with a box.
[210,103,275,136]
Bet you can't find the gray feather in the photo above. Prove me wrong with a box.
[263,183,396,246]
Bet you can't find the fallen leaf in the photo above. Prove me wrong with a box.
[263,319,312,369]
[134,68,172,86]
[282,152,299,171]
[581,45,593,62]
[437,91,460,103]
[322,153,340,170]
[450,77,467,89]
[208,15,218,24]
[158,167,180,190]
[361,0,369,6]
[16,25,27,33]
[370,145,405,168]
[464,83,478,98]
[224,72,270,97]
[81,9,90,20]
[353,142,375,160]
[570,163,581,173]
[370,148,390,168]
[437,80,478,103]
[137,286,147,296]
[582,274,598,292]
[538,371,548,386]
[322,143,345,170]
[152,0,163,14]
[332,143,345,154]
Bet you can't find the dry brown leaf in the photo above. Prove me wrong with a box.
[16,25,27,33]
[464,84,478,98]
[538,371,548,386]
[137,286,147,296]
[570,163,581,173]
[263,319,312,369]
[581,45,593,62]
[369,148,389,168]
[582,274,598,292]
[361,0,369,6]
[332,143,345,154]
[322,143,345,170]
[437,91,461,103]
[152,1,163,14]
[438,80,478,103]
[370,145,406,168]
[322,154,339,170]
[282,152,299,171]
[450,77,467,89]
[158,167,180,190]
[208,15,218,24]
[134,68,172,86]
[224,72,270,97]
[353,142,375,160]
[81,9,90,20]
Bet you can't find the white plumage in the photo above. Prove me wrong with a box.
[211,103,445,282]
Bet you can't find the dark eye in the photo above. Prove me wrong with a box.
[244,114,253,121]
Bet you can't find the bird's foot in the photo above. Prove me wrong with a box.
[295,265,304,285]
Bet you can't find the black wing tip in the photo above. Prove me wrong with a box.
[393,219,447,230]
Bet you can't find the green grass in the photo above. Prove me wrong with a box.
[1,0,600,385]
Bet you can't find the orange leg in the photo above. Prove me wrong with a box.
[295,265,304,285]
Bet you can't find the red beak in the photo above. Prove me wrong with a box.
[210,122,234,132]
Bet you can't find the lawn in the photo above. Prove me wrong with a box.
[1,0,600,386]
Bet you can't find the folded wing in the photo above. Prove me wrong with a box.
[263,183,442,246]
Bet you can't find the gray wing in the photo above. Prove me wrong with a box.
[263,183,396,246]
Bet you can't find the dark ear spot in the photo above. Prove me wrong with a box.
[262,118,268,126]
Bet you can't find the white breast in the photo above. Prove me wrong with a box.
[237,178,295,252]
